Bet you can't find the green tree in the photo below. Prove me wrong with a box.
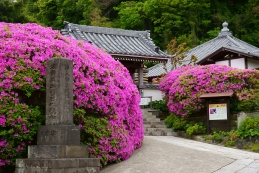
[0,0,29,23]
[113,1,147,30]
[35,0,110,29]
[36,0,59,27]
[143,0,211,47]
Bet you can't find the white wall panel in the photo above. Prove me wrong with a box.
[215,60,229,66]
[143,88,163,101]
[247,58,259,69]
[231,58,245,69]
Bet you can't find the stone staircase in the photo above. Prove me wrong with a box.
[142,109,177,136]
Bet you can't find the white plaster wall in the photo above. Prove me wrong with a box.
[143,88,163,101]
[215,60,229,66]
[231,58,245,69]
[247,58,259,69]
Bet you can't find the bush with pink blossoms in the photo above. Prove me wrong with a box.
[159,64,259,117]
[0,22,143,168]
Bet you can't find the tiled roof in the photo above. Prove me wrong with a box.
[184,22,259,63]
[61,21,170,62]
[148,22,259,77]
[147,61,170,77]
[144,84,159,89]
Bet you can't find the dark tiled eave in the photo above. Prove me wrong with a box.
[112,54,168,63]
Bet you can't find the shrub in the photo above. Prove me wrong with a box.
[225,140,236,147]
[209,132,223,143]
[237,116,259,139]
[185,122,206,136]
[0,22,143,167]
[164,113,187,130]
[159,64,259,117]
[250,143,259,152]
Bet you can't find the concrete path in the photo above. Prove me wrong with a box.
[101,136,259,173]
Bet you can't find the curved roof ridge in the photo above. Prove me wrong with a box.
[226,35,245,49]
[73,23,148,37]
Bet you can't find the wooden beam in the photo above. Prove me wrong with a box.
[245,57,248,69]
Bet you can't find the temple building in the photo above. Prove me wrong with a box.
[148,22,259,78]
[61,21,170,95]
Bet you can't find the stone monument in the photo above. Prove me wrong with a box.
[15,57,100,173]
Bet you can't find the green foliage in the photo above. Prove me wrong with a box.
[185,122,206,136]
[207,132,223,143]
[164,113,187,130]
[250,143,259,152]
[206,27,221,41]
[149,99,169,112]
[237,116,259,139]
[2,0,259,50]
[78,112,112,166]
[36,0,98,29]
[225,140,236,147]
[166,39,197,71]
[0,0,29,23]
[0,102,43,165]
[114,1,146,30]
[144,62,158,68]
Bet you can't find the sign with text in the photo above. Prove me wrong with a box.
[140,97,151,105]
[209,103,227,120]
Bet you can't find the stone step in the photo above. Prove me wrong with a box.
[142,110,159,116]
[143,121,165,125]
[167,131,178,136]
[142,108,175,136]
[144,131,177,136]
[16,158,100,173]
[142,114,157,118]
[144,124,168,128]
[141,109,152,114]
[145,128,173,133]
[143,118,161,122]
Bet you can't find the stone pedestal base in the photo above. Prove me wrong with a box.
[28,145,88,158]
[37,125,80,145]
[15,158,100,173]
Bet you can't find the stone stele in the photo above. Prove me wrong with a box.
[15,57,100,173]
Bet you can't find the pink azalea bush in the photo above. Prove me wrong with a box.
[0,22,143,167]
[159,64,259,117]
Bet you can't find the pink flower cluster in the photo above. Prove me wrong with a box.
[159,64,259,116]
[0,22,143,166]
[0,92,41,165]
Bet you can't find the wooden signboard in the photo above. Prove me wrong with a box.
[140,96,152,108]
[140,97,150,105]
[200,92,233,134]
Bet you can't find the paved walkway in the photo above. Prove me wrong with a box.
[101,136,259,173]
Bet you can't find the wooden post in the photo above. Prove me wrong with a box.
[206,100,210,134]
[227,98,231,131]
[138,64,144,96]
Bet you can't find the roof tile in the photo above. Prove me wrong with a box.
[61,22,170,61]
